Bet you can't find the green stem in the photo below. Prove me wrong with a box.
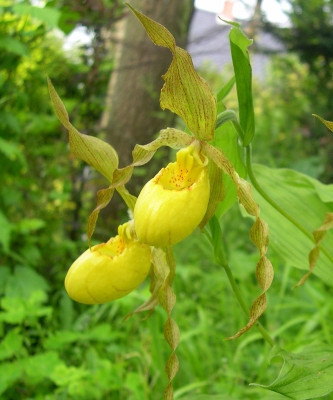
[217,250,275,347]
[245,145,333,264]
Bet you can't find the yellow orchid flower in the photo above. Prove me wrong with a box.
[134,142,210,246]
[65,222,151,304]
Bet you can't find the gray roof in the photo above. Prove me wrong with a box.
[187,9,285,78]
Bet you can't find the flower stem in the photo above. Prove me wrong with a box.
[220,258,275,347]
[245,145,333,264]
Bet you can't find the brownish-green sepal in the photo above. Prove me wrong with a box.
[294,213,333,288]
[202,142,274,339]
[127,4,217,141]
[124,246,176,321]
[313,114,333,133]
[86,184,136,247]
[48,78,118,182]
[199,158,225,229]
[87,187,114,248]
[151,247,179,400]
[113,128,194,187]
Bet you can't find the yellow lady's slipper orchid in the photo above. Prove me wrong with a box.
[65,222,151,304]
[134,142,210,246]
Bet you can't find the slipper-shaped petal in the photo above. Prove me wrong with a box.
[134,143,210,246]
[65,223,151,304]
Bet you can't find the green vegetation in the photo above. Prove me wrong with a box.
[1,2,332,400]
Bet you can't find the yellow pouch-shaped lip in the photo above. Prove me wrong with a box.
[134,143,210,246]
[65,233,151,305]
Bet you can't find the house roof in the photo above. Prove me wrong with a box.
[187,9,285,78]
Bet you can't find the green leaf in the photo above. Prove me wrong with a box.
[251,165,333,284]
[313,114,333,133]
[252,345,333,399]
[0,211,12,252]
[0,37,28,56]
[13,3,60,28]
[216,75,235,103]
[127,4,217,141]
[213,121,246,217]
[229,27,255,146]
[48,78,118,182]
[0,329,23,361]
[5,266,49,298]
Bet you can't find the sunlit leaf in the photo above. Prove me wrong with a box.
[13,3,60,28]
[252,345,333,399]
[48,78,118,182]
[127,4,217,141]
[229,27,255,146]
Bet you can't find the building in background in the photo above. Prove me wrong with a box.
[188,0,285,78]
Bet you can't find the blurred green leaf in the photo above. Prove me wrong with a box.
[0,211,12,252]
[229,27,255,145]
[253,345,333,399]
[0,359,24,395]
[0,36,28,56]
[5,266,49,298]
[15,218,46,234]
[12,4,60,28]
[0,329,23,361]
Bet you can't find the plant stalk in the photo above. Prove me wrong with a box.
[218,255,275,347]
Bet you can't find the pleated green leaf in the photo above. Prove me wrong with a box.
[127,4,217,141]
[48,78,118,182]
[229,27,255,146]
[251,165,333,285]
[252,345,333,399]
[202,143,273,339]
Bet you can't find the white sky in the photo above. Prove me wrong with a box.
[195,0,291,26]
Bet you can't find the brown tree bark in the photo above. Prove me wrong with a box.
[100,0,194,167]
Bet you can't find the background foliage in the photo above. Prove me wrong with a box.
[0,0,332,399]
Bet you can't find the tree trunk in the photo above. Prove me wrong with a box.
[100,0,194,168]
